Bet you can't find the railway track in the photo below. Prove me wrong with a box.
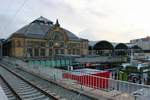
[0,61,95,100]
[0,64,66,100]
[0,75,18,100]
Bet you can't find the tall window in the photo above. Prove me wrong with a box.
[77,49,80,55]
[55,49,59,54]
[27,48,33,57]
[60,49,64,54]
[73,49,76,55]
[60,42,64,47]
[49,49,52,56]
[16,40,21,47]
[49,41,53,47]
[40,49,45,56]
[34,48,39,57]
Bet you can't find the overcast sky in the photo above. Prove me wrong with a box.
[0,0,150,42]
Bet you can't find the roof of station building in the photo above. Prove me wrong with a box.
[12,16,80,40]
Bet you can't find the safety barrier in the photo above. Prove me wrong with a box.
[74,56,127,63]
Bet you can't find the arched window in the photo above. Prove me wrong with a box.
[52,31,65,48]
[52,31,64,41]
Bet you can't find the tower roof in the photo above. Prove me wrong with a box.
[55,19,60,27]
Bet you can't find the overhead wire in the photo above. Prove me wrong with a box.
[2,0,29,38]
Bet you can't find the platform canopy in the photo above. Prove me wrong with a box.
[115,43,128,50]
[93,40,114,50]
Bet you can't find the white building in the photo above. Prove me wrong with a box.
[130,36,150,51]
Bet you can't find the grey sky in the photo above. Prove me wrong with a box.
[0,0,150,42]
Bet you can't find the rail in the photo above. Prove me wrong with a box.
[0,75,22,100]
[0,64,62,100]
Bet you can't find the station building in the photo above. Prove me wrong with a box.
[3,16,88,58]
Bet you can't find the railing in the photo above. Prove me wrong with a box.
[74,56,127,63]
[3,57,150,100]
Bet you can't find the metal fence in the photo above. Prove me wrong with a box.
[3,57,150,100]
[74,56,127,63]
